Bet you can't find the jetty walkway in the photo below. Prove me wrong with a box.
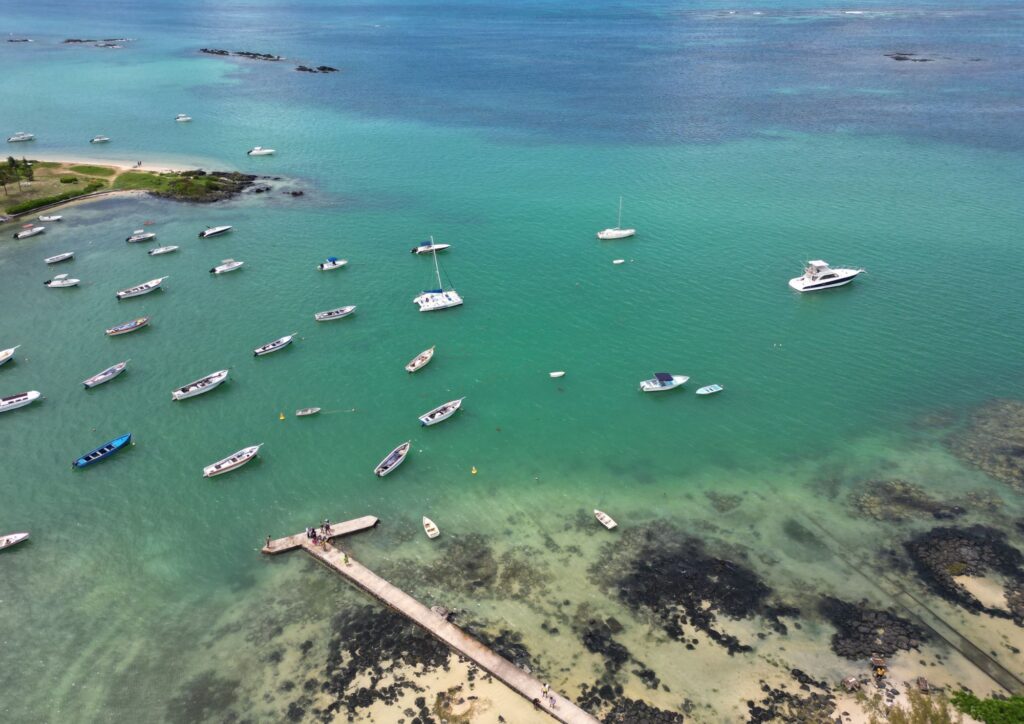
[262,516,599,724]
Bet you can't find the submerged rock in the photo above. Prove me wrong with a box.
[850,479,966,522]
[818,596,927,660]
[947,398,1024,493]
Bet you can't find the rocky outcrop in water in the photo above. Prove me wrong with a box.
[150,170,260,204]
[947,398,1024,493]
[200,48,283,61]
[885,52,934,62]
[747,670,834,723]
[850,479,966,521]
[818,596,926,660]
[601,697,685,723]
[296,65,339,73]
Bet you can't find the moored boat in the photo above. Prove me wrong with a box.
[295,407,321,417]
[405,345,435,373]
[14,225,44,239]
[413,245,462,311]
[422,517,440,539]
[199,225,232,238]
[38,215,63,222]
[411,236,451,255]
[594,509,618,530]
[246,146,275,156]
[105,316,150,336]
[172,369,229,400]
[202,444,262,478]
[209,258,243,274]
[374,441,411,477]
[696,384,724,396]
[0,390,40,413]
[7,131,35,143]
[116,276,167,300]
[90,135,111,144]
[253,334,294,357]
[44,251,74,264]
[175,113,192,122]
[549,371,566,378]
[639,372,689,393]
[44,273,80,288]
[83,360,129,388]
[314,305,356,321]
[0,532,30,551]
[788,260,864,292]
[317,256,347,271]
[596,197,636,240]
[418,397,464,426]
[126,229,156,243]
[73,433,131,468]
[0,345,21,366]
[148,245,179,256]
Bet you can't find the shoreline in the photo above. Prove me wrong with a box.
[26,152,226,174]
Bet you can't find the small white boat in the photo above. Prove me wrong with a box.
[7,131,35,143]
[210,258,244,274]
[612,259,625,265]
[105,316,149,336]
[44,251,74,264]
[148,245,179,256]
[549,371,565,378]
[253,334,294,357]
[639,372,689,393]
[199,225,232,239]
[116,276,167,300]
[594,509,617,530]
[13,225,44,240]
[0,346,20,366]
[0,531,30,550]
[90,135,111,144]
[0,390,40,413]
[126,229,156,243]
[419,397,464,426]
[317,257,347,271]
[247,146,275,156]
[422,517,440,539]
[295,407,321,417]
[788,260,864,292]
[38,215,63,222]
[405,346,435,373]
[83,360,129,388]
[202,443,262,478]
[44,273,80,288]
[696,384,724,396]
[413,246,463,312]
[374,441,411,477]
[172,369,229,400]
[596,197,636,240]
[411,236,451,255]
[174,113,192,122]
[314,305,356,321]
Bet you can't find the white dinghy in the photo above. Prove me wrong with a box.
[0,346,21,366]
[253,334,294,357]
[202,444,262,478]
[116,276,167,300]
[210,259,244,274]
[405,346,435,373]
[594,509,618,530]
[126,229,157,243]
[175,113,192,122]
[14,225,45,239]
[148,245,179,256]
[314,305,356,322]
[374,441,411,477]
[422,517,440,539]
[549,371,566,378]
[0,390,41,413]
[696,384,724,396]
[44,273,80,288]
[172,369,229,401]
[418,397,464,426]
[639,372,689,393]
[44,251,74,264]
[295,407,321,417]
[83,360,129,389]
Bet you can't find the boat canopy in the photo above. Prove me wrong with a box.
[423,288,442,294]
[327,256,338,262]
[807,260,829,268]
[654,372,674,382]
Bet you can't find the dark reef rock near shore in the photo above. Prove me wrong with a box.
[850,479,967,522]
[150,170,260,204]
[818,596,927,660]
[747,670,834,723]
[296,64,340,73]
[601,697,685,723]
[885,52,934,62]
[904,525,1024,624]
[946,398,1024,493]
[200,48,283,61]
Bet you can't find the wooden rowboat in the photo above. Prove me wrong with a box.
[83,360,129,388]
[73,433,131,468]
[203,444,262,478]
[594,509,617,530]
[105,317,150,336]
[253,334,294,357]
[0,345,20,366]
[422,517,440,539]
[374,441,410,477]
[295,407,321,417]
[405,346,435,373]
[0,532,30,551]
[418,397,464,426]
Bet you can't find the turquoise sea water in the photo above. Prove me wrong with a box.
[2,2,1024,722]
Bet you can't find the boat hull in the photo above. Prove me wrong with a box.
[414,291,463,312]
[105,317,150,336]
[73,433,131,468]
[117,277,166,299]
[0,390,41,413]
[419,398,464,426]
[596,228,636,240]
[374,442,411,477]
[45,252,74,264]
[199,226,233,238]
[253,336,293,356]
[405,346,435,372]
[203,445,261,477]
[83,361,128,388]
[148,246,178,256]
[172,370,229,400]
[788,269,862,292]
[0,532,30,550]
[314,306,355,321]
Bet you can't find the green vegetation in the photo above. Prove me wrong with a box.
[0,157,34,197]
[113,171,173,192]
[951,691,1024,724]
[32,161,61,169]
[68,164,117,177]
[59,175,79,184]
[5,180,105,214]
[945,561,969,576]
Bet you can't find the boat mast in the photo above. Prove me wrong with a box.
[431,236,443,290]
[616,196,623,229]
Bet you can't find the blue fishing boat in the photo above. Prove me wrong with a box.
[73,433,132,469]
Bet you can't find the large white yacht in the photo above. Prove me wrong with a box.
[788,260,864,292]
[7,131,35,143]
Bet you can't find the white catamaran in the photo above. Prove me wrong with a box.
[413,246,462,312]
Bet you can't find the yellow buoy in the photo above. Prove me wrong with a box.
[279,412,285,420]
[471,466,477,475]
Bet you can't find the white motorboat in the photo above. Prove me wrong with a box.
[596,197,636,240]
[83,360,129,388]
[594,509,618,530]
[549,371,566,378]
[405,346,435,373]
[44,273,80,288]
[210,258,244,274]
[253,334,294,357]
[175,113,192,122]
[148,245,179,256]
[413,245,462,312]
[419,397,464,426]
[639,372,689,392]
[411,236,451,255]
[199,225,232,238]
[314,305,356,321]
[295,407,321,417]
[788,260,864,292]
[374,441,411,477]
[172,369,229,400]
[0,346,20,366]
[13,225,44,240]
[126,229,156,243]
[696,384,724,396]
[202,443,262,478]
[422,517,440,539]
[39,215,63,222]
[90,135,111,144]
[7,131,35,143]
[247,146,275,156]
[44,251,74,264]
[116,276,167,299]
[612,259,625,265]
[317,256,347,271]
[0,390,40,413]
[0,531,30,550]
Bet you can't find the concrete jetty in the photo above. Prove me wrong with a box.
[262,516,599,724]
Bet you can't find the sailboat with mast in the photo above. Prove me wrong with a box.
[596,196,636,240]
[413,242,463,312]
